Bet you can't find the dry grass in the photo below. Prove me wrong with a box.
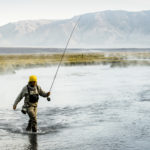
[1,52,150,73]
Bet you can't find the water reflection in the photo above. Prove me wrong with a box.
[26,134,38,150]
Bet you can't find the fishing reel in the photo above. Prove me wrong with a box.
[47,97,51,101]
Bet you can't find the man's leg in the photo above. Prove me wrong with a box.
[26,119,32,131]
[27,106,37,132]
[32,107,37,132]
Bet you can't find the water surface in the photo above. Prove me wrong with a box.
[0,65,150,150]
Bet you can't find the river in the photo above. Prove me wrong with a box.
[0,65,150,150]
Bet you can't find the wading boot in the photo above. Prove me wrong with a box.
[32,126,37,132]
[26,122,32,131]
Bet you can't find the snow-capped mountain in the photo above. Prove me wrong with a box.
[0,10,150,48]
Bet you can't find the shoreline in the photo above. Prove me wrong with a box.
[1,52,150,74]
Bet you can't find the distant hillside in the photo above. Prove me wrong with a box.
[0,10,150,48]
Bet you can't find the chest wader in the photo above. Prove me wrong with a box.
[26,85,39,132]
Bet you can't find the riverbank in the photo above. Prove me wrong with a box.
[1,52,150,74]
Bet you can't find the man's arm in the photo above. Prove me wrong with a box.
[37,85,50,97]
[13,87,26,110]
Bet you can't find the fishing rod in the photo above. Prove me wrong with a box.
[47,16,81,101]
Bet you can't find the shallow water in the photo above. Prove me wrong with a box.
[1,47,150,54]
[1,65,150,150]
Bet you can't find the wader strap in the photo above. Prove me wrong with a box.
[27,85,39,96]
[27,85,30,96]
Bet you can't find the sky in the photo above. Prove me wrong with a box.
[0,0,150,26]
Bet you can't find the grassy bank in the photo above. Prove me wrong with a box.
[1,52,150,73]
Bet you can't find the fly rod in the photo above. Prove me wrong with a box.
[47,16,81,101]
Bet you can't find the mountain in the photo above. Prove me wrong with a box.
[0,10,150,48]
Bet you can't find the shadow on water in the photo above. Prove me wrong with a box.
[25,134,38,150]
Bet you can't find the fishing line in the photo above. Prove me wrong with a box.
[47,16,81,101]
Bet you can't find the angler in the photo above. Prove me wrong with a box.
[12,16,80,133]
[13,75,50,132]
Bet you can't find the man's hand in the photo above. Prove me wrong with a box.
[47,92,50,97]
[13,105,16,110]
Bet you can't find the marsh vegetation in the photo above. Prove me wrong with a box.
[1,52,150,73]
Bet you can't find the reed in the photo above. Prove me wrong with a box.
[0,52,150,73]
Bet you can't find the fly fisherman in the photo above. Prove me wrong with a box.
[13,75,50,132]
